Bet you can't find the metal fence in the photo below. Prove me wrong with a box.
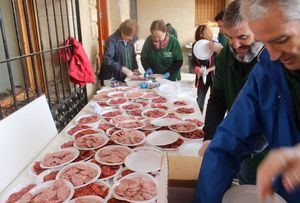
[0,0,87,131]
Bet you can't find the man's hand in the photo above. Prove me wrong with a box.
[257,145,300,201]
[199,140,211,157]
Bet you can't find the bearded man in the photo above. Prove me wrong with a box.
[199,0,267,185]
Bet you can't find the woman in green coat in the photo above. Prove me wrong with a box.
[141,20,183,81]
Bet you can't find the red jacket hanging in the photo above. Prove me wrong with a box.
[60,37,95,86]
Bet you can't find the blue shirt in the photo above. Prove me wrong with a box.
[193,48,300,203]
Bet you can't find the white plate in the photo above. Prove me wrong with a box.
[158,83,178,97]
[95,145,133,166]
[70,195,105,203]
[168,121,198,133]
[193,39,213,60]
[0,181,36,203]
[150,118,182,126]
[146,130,180,146]
[133,146,163,155]
[73,134,109,150]
[172,100,191,106]
[30,180,74,203]
[178,142,202,157]
[112,172,158,203]
[222,185,287,203]
[40,148,80,169]
[125,151,161,173]
[141,108,168,119]
[36,167,61,184]
[111,129,146,147]
[56,162,101,189]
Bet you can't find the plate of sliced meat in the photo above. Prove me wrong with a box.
[57,162,101,189]
[73,150,95,162]
[106,127,120,137]
[180,129,205,140]
[110,115,136,126]
[151,97,168,104]
[70,195,105,203]
[125,151,161,173]
[146,130,180,146]
[108,91,125,98]
[168,121,198,133]
[95,145,132,166]
[175,106,195,115]
[40,148,80,169]
[126,109,143,116]
[111,129,145,146]
[60,139,75,149]
[98,122,115,131]
[74,134,109,150]
[73,129,103,139]
[120,102,143,111]
[65,124,92,136]
[112,172,158,203]
[124,91,145,100]
[36,168,61,184]
[142,119,161,131]
[141,108,168,119]
[172,100,191,106]
[106,97,128,106]
[100,109,124,119]
[75,114,100,125]
[29,161,46,176]
[134,99,149,107]
[143,92,160,100]
[72,180,111,201]
[18,179,74,203]
[151,103,169,111]
[156,138,184,150]
[1,181,36,203]
[114,119,146,130]
[89,158,123,181]
[184,118,204,127]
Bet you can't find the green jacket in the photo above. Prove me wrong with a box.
[141,33,183,81]
[218,32,228,47]
[212,44,268,169]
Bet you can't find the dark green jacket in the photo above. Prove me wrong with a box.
[141,33,183,81]
[204,43,267,169]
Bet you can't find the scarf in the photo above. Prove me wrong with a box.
[152,34,169,50]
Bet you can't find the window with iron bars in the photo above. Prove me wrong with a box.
[0,0,87,132]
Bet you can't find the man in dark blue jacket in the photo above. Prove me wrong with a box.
[193,0,300,202]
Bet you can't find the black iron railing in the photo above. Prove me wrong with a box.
[0,0,87,132]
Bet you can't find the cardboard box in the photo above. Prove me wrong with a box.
[168,155,202,188]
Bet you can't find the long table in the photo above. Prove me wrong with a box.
[0,75,204,202]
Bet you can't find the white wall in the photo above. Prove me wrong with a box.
[137,0,196,47]
[107,0,130,34]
